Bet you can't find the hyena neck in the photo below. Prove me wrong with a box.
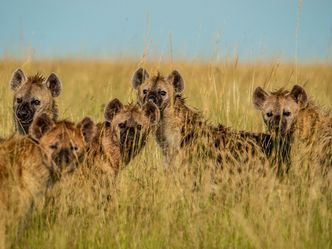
[157,96,203,160]
[52,101,59,121]
[20,139,54,196]
[294,101,332,167]
[294,101,326,142]
[244,131,292,166]
[91,122,105,151]
[92,122,121,168]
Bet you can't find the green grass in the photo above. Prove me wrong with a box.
[1,59,331,249]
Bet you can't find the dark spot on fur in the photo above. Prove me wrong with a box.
[214,138,220,148]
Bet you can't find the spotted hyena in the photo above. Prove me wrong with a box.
[253,85,332,169]
[10,68,62,135]
[0,113,95,248]
[88,98,160,175]
[132,68,270,167]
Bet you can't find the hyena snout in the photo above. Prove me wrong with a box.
[16,102,34,123]
[267,115,288,135]
[121,127,138,143]
[53,148,73,166]
[147,93,157,102]
[147,92,163,108]
[120,125,144,149]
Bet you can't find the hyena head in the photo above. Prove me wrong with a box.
[10,68,62,135]
[30,113,95,175]
[104,98,160,164]
[253,85,308,137]
[131,68,184,112]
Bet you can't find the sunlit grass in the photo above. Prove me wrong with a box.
[0,59,331,249]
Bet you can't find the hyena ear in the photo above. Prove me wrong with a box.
[45,73,62,97]
[289,85,308,109]
[132,67,149,89]
[104,98,123,122]
[78,117,96,144]
[253,87,269,110]
[167,70,184,94]
[10,68,26,91]
[30,113,54,141]
[144,101,160,125]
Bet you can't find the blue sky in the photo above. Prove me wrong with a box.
[1,0,331,61]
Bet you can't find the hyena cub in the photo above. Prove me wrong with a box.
[132,68,269,167]
[10,68,62,135]
[253,85,332,169]
[88,98,160,175]
[0,113,95,249]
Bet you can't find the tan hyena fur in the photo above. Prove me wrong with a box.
[10,69,62,135]
[253,85,332,170]
[0,114,95,249]
[132,68,270,168]
[87,99,160,176]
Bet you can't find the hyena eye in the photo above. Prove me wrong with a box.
[49,144,58,150]
[143,90,148,95]
[136,124,142,130]
[160,91,166,96]
[32,99,41,105]
[16,97,22,103]
[266,111,273,117]
[118,122,126,129]
[283,111,291,117]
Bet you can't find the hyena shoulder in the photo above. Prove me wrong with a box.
[296,102,332,167]
[0,135,47,245]
[297,102,332,137]
[0,135,44,178]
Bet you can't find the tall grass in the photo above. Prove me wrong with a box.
[0,59,331,249]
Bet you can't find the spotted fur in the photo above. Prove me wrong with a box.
[132,68,270,168]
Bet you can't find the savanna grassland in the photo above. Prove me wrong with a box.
[0,59,331,249]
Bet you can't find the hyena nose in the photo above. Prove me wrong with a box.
[17,104,31,119]
[17,109,29,119]
[58,148,71,164]
[122,127,135,138]
[128,127,136,136]
[274,114,281,122]
[148,94,157,103]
